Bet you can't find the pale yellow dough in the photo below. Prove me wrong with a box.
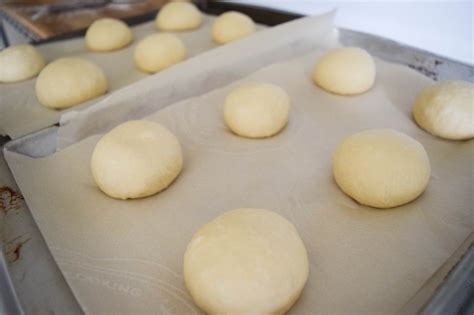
[212,11,256,44]
[333,129,431,208]
[313,47,376,95]
[85,18,132,52]
[413,80,474,140]
[91,120,183,200]
[184,208,309,315]
[224,82,290,138]
[0,44,46,83]
[134,33,187,73]
[155,1,203,31]
[35,57,107,109]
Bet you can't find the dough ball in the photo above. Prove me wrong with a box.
[313,47,376,95]
[85,18,132,52]
[184,208,308,315]
[0,44,45,83]
[333,129,430,208]
[155,1,203,31]
[224,82,290,138]
[134,33,187,73]
[91,120,183,200]
[212,11,256,44]
[36,57,107,109]
[413,80,474,140]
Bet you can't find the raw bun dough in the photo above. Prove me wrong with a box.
[333,129,431,209]
[313,47,376,95]
[0,44,45,83]
[155,1,202,31]
[413,80,474,140]
[36,57,107,109]
[212,11,256,44]
[134,33,186,73]
[184,208,309,315]
[91,120,183,200]
[224,82,290,138]
[85,18,132,52]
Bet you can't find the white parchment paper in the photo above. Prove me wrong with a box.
[5,47,473,314]
[0,14,237,139]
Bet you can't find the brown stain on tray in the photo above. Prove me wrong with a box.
[1,187,29,263]
[4,236,31,263]
[0,186,24,214]
[12,240,28,262]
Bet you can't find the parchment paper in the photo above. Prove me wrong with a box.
[0,14,251,139]
[55,13,336,150]
[5,49,473,314]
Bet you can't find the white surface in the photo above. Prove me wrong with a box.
[232,0,473,65]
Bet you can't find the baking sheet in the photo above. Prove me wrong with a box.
[5,48,473,314]
[0,13,247,139]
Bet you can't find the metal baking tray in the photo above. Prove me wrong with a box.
[1,1,473,314]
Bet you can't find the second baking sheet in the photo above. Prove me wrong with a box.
[0,14,263,139]
[5,49,473,314]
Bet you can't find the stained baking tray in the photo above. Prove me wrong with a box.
[1,1,473,314]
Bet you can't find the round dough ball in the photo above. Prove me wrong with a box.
[212,11,256,44]
[134,33,187,73]
[333,129,430,208]
[155,1,203,31]
[91,120,183,200]
[0,44,45,83]
[184,208,309,315]
[85,18,132,52]
[36,57,107,109]
[313,47,376,95]
[224,82,290,138]
[413,80,474,140]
